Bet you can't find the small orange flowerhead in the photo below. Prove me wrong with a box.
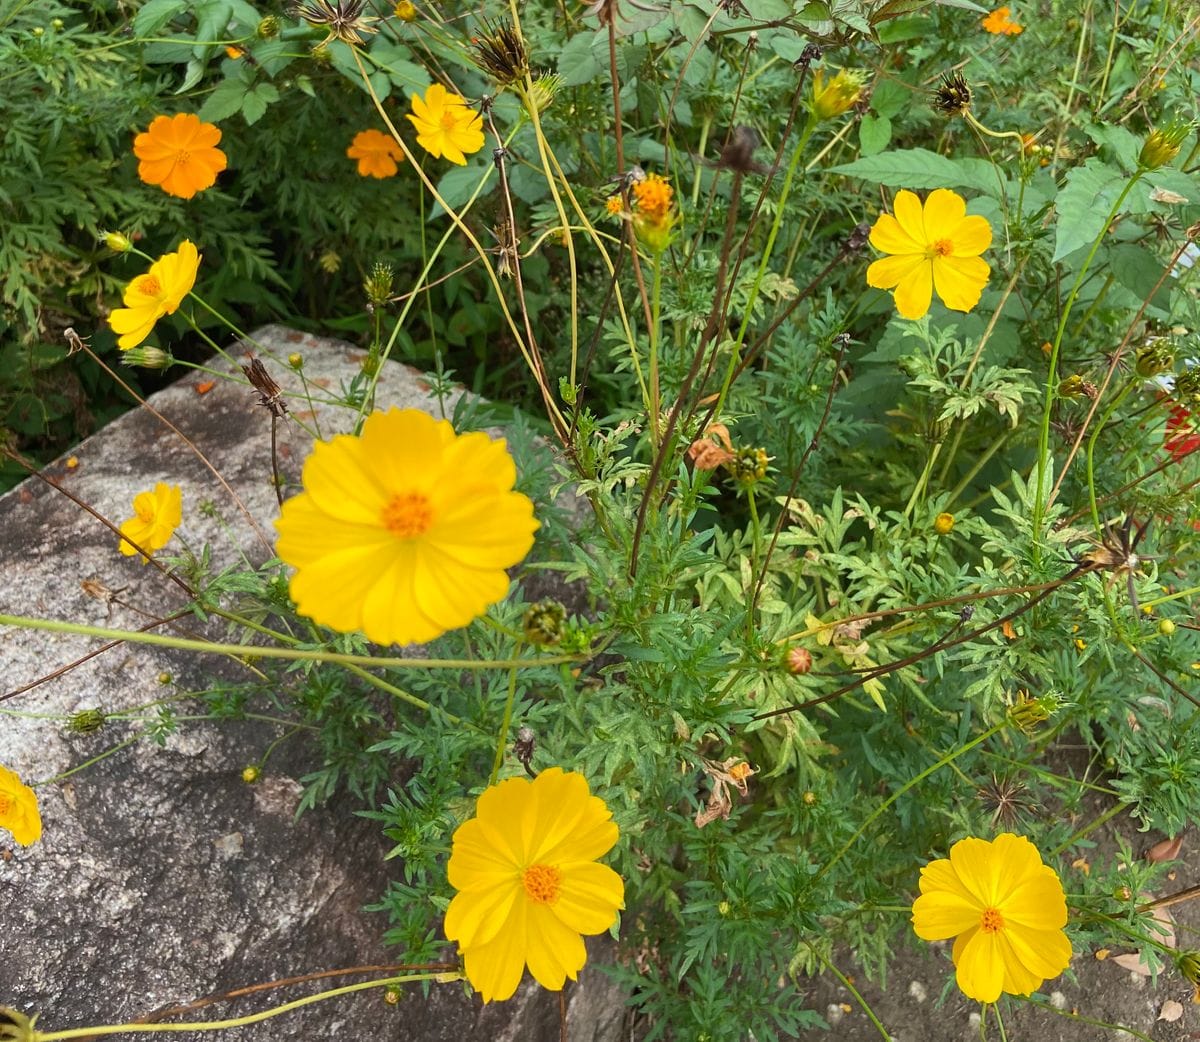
[866,189,992,320]
[981,5,1023,34]
[346,128,406,178]
[631,172,676,252]
[118,482,182,561]
[133,113,228,200]
[406,84,485,166]
[107,240,201,350]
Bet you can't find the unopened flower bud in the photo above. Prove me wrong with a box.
[1139,118,1193,171]
[1058,374,1086,398]
[1136,341,1175,377]
[102,231,132,253]
[157,672,172,685]
[318,249,341,274]
[933,512,955,535]
[728,446,770,485]
[1007,690,1055,735]
[1176,950,1200,986]
[121,345,173,370]
[718,900,732,917]
[241,765,260,784]
[812,68,864,121]
[288,352,304,370]
[384,985,402,1005]
[257,14,281,37]
[394,0,418,20]
[786,646,813,674]
[524,74,560,117]
[1159,618,1177,636]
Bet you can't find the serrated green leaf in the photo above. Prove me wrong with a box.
[133,0,188,36]
[831,147,994,192]
[198,77,248,123]
[557,30,604,87]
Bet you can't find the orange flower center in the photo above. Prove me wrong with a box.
[980,907,1005,933]
[930,238,955,257]
[381,492,433,538]
[439,109,461,131]
[0,792,11,816]
[522,863,562,904]
[136,274,163,297]
[174,149,192,164]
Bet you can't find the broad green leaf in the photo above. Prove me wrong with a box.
[192,0,233,60]
[198,77,249,123]
[557,30,604,88]
[831,147,994,192]
[858,113,891,156]
[175,57,205,95]
[1051,158,1126,263]
[133,0,187,36]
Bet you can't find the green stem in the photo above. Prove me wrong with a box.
[648,251,664,446]
[33,973,456,1041]
[1050,799,1126,856]
[813,948,891,1041]
[490,642,523,784]
[0,614,584,672]
[1083,379,1136,533]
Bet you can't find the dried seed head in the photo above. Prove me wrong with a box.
[470,19,529,87]
[933,72,972,117]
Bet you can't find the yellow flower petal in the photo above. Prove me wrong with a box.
[552,861,625,934]
[866,253,926,292]
[922,188,968,237]
[950,213,993,256]
[868,213,923,256]
[953,926,1005,1003]
[892,258,934,319]
[0,764,43,847]
[892,189,928,242]
[524,901,588,990]
[1003,922,1073,982]
[933,254,991,313]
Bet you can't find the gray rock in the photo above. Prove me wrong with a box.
[0,326,624,1042]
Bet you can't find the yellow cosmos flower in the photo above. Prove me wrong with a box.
[0,764,42,847]
[107,240,201,350]
[444,768,625,1002]
[406,84,485,166]
[866,188,992,320]
[346,128,406,178]
[119,482,182,560]
[133,113,228,199]
[274,408,539,646]
[912,833,1072,1003]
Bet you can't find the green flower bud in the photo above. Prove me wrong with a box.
[1138,118,1193,170]
[67,708,107,735]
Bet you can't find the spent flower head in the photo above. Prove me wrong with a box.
[289,0,378,45]
[933,72,972,117]
[470,19,528,87]
[364,261,395,306]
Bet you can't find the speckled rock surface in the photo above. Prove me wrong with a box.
[0,326,623,1042]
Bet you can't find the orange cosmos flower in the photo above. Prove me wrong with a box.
[346,129,406,178]
[134,113,228,199]
[981,6,1023,35]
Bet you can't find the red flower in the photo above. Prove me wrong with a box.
[1165,403,1200,461]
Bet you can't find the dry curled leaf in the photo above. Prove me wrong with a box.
[1159,1000,1185,1023]
[1147,835,1184,863]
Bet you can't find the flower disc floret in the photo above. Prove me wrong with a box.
[406,84,484,166]
[107,241,201,350]
[0,764,42,846]
[347,129,406,178]
[912,833,1072,1003]
[118,482,182,560]
[133,113,228,199]
[444,767,624,1002]
[274,408,539,646]
[867,188,992,320]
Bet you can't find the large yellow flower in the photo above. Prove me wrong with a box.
[406,84,485,165]
[912,833,1072,1003]
[0,764,42,847]
[134,113,228,199]
[866,188,992,320]
[107,240,201,350]
[444,768,624,1003]
[274,408,539,646]
[118,482,182,560]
